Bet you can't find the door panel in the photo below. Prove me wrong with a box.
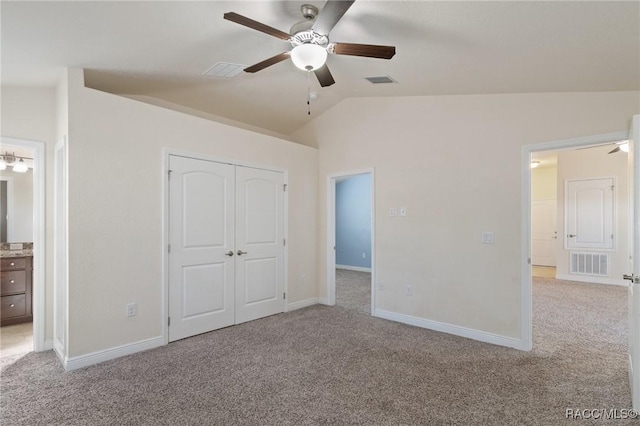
[169,156,235,342]
[629,115,640,410]
[235,166,284,324]
[244,258,277,304]
[183,172,227,248]
[531,199,557,266]
[566,178,614,249]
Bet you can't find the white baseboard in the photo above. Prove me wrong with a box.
[63,336,165,371]
[555,274,627,287]
[374,309,527,351]
[336,264,372,273]
[319,297,330,305]
[287,297,319,311]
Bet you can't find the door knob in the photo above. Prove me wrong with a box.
[225,251,234,257]
[568,234,577,238]
[623,274,638,283]
[237,250,248,256]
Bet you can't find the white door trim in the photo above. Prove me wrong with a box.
[521,130,629,351]
[1,137,47,352]
[326,168,375,314]
[162,148,289,344]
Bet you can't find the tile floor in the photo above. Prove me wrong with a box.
[0,322,33,358]
[532,265,556,278]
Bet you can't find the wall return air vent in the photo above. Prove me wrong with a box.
[570,252,608,277]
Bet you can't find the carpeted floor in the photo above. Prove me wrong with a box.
[336,269,371,315]
[0,277,633,425]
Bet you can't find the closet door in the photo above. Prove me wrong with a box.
[235,166,285,324]
[168,156,235,342]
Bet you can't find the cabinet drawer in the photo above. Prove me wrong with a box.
[1,294,26,319]
[1,271,26,295]
[1,258,26,271]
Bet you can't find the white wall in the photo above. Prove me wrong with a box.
[556,145,629,284]
[65,69,318,358]
[1,86,56,342]
[292,91,639,342]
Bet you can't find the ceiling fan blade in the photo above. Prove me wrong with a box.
[244,52,291,73]
[331,42,396,59]
[576,142,616,150]
[312,0,356,35]
[608,147,621,154]
[224,12,291,41]
[314,64,335,87]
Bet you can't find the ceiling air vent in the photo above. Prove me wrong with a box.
[365,75,397,84]
[203,62,246,78]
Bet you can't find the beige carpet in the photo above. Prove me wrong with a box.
[336,269,371,315]
[0,277,633,425]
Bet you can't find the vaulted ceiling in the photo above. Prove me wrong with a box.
[2,1,639,136]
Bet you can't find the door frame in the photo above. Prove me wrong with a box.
[521,130,629,351]
[326,169,375,314]
[162,148,289,344]
[1,137,46,352]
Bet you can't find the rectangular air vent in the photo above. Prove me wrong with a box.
[365,75,397,84]
[570,252,608,276]
[203,62,245,78]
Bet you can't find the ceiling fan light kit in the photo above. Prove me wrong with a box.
[223,1,396,88]
[291,43,328,71]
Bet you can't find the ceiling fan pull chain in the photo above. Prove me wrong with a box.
[307,70,312,115]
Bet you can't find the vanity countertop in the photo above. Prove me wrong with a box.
[1,249,33,258]
[0,243,34,259]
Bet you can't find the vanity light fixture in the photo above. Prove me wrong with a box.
[13,158,28,173]
[0,151,32,173]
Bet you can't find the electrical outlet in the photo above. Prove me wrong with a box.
[362,252,366,259]
[400,207,407,217]
[126,303,137,317]
[405,285,413,296]
[301,274,306,284]
[378,282,384,291]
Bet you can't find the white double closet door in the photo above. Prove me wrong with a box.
[169,155,284,342]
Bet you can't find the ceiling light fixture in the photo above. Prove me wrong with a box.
[0,151,32,173]
[531,160,541,169]
[290,43,327,71]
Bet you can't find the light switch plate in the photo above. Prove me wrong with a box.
[389,207,398,217]
[482,232,495,244]
[400,207,407,217]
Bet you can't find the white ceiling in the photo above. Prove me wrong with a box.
[2,1,639,136]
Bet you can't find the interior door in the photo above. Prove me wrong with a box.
[531,199,557,266]
[235,166,285,324]
[628,114,640,410]
[169,156,235,342]
[565,178,614,249]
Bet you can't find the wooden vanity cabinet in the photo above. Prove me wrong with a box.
[1,256,33,326]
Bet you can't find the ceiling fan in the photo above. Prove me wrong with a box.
[223,0,396,87]
[577,140,630,154]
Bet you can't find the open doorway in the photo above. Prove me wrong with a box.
[0,138,46,359]
[327,170,374,315]
[523,131,632,404]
